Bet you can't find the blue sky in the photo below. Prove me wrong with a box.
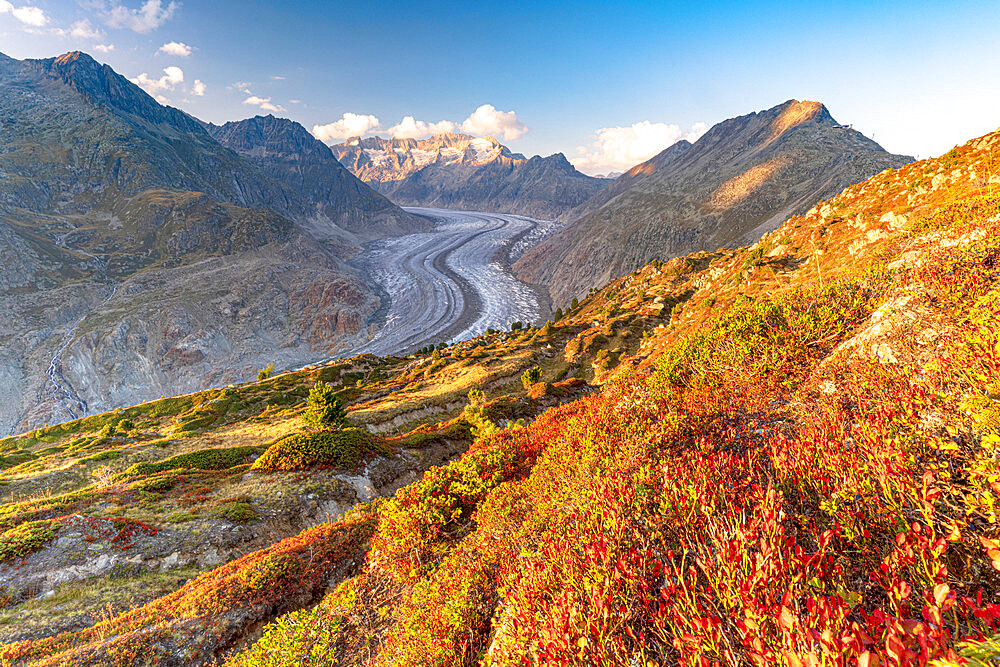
[2,0,999,174]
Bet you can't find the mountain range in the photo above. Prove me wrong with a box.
[331,133,606,219]
[0,51,424,434]
[514,99,914,305]
[0,52,917,437]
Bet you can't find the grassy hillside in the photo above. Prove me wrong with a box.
[2,127,1000,665]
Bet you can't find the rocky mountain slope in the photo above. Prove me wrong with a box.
[206,115,427,240]
[332,133,606,219]
[0,51,420,434]
[554,138,693,223]
[1,124,999,666]
[332,133,525,185]
[515,99,913,305]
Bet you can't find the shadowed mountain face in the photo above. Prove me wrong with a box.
[514,100,914,306]
[0,52,415,433]
[332,133,607,220]
[206,115,428,239]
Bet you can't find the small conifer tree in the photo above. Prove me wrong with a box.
[521,366,542,388]
[463,388,497,439]
[303,381,347,430]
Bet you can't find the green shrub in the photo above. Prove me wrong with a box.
[116,418,134,432]
[467,388,486,406]
[213,502,256,523]
[97,424,115,438]
[252,429,387,471]
[121,446,260,479]
[86,450,123,463]
[521,366,542,389]
[226,584,354,666]
[302,381,347,430]
[257,364,275,381]
[652,279,878,389]
[463,390,498,440]
[238,552,300,590]
[130,475,179,493]
[0,520,60,562]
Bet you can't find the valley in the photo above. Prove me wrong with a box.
[343,208,553,358]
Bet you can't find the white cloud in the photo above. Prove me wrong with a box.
[0,1,48,26]
[270,75,285,80]
[70,19,102,38]
[95,0,177,33]
[157,40,191,57]
[94,43,115,52]
[191,79,205,96]
[243,95,285,113]
[13,5,45,25]
[460,104,528,141]
[304,105,527,143]
[129,65,183,96]
[571,120,708,175]
[312,113,381,143]
[387,116,456,139]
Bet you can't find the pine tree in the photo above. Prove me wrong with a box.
[303,381,347,429]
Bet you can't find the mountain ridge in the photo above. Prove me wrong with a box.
[514,99,914,305]
[331,132,607,219]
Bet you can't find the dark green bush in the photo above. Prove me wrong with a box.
[121,446,260,479]
[130,475,179,493]
[212,502,256,523]
[0,451,36,471]
[86,450,123,463]
[252,429,387,471]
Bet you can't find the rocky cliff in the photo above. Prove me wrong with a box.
[331,133,606,219]
[514,100,913,305]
